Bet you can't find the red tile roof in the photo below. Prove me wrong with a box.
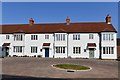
[87,43,96,47]
[1,22,116,34]
[2,43,10,46]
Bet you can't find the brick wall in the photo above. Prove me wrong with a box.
[117,46,120,57]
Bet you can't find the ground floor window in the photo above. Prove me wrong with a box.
[73,47,81,54]
[31,46,37,53]
[13,46,23,53]
[103,47,114,54]
[55,47,65,53]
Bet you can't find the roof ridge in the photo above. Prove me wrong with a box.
[1,22,106,25]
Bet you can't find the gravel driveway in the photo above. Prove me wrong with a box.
[1,57,119,79]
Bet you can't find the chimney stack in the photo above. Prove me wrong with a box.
[29,18,34,25]
[106,14,111,24]
[66,16,70,25]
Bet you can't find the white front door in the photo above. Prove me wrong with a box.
[89,49,94,58]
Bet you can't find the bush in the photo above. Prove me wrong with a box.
[37,55,42,58]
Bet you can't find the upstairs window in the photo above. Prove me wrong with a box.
[6,35,10,39]
[45,35,49,39]
[73,34,80,40]
[89,34,94,39]
[31,35,38,40]
[103,34,114,41]
[55,34,65,41]
[14,34,23,41]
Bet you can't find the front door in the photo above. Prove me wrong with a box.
[45,48,49,57]
[2,47,9,57]
[89,49,94,58]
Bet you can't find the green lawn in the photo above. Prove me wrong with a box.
[53,64,90,70]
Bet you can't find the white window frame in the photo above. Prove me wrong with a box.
[73,47,81,54]
[73,34,80,40]
[13,46,23,53]
[6,35,10,39]
[103,47,114,54]
[31,35,38,40]
[55,47,65,53]
[55,34,66,41]
[45,35,49,39]
[89,34,94,39]
[31,46,37,53]
[14,34,23,41]
[102,33,114,41]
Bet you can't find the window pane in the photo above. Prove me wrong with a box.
[78,35,80,40]
[103,34,105,40]
[79,47,81,54]
[106,47,108,54]
[20,35,21,41]
[106,34,108,40]
[56,47,58,53]
[109,34,110,41]
[73,35,75,40]
[103,47,105,54]
[109,47,111,54]
[73,47,75,53]
[63,35,64,40]
[75,35,77,40]
[111,47,114,54]
[111,34,114,41]
[63,47,65,53]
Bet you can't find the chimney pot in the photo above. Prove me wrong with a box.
[66,16,70,25]
[106,14,111,24]
[29,18,34,25]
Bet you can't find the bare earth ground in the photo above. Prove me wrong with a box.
[1,57,119,79]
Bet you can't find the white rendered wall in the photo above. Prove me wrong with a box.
[24,33,54,58]
[10,33,25,56]
[68,33,100,58]
[0,32,117,59]
[101,32,117,59]
[54,33,68,58]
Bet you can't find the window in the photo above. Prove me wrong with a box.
[103,34,105,40]
[103,34,114,41]
[84,49,86,52]
[6,35,10,39]
[14,34,23,41]
[31,35,38,40]
[13,46,23,53]
[55,34,65,41]
[55,47,65,53]
[73,34,80,40]
[111,47,114,54]
[73,47,81,54]
[31,46,37,53]
[89,34,93,39]
[103,47,105,54]
[45,35,49,39]
[103,47,114,54]
[111,34,114,40]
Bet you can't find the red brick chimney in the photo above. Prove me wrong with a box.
[66,16,70,25]
[29,18,34,25]
[106,14,111,24]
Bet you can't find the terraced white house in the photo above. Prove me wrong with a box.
[0,15,117,59]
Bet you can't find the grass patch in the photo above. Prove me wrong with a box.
[53,64,90,70]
